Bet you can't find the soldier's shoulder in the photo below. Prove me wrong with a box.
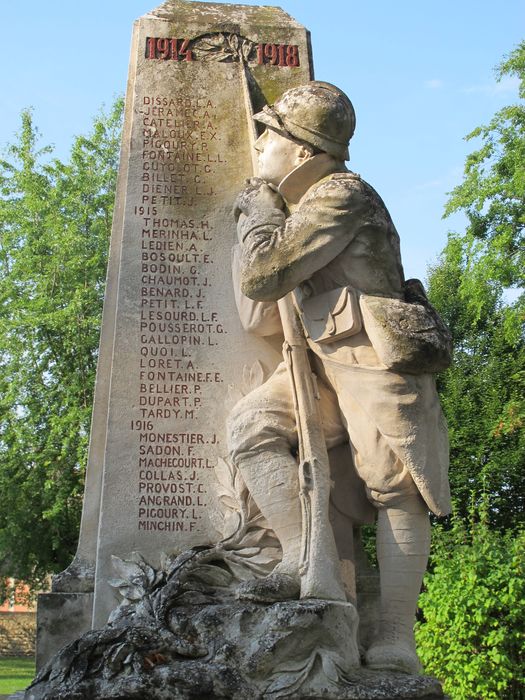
[305,170,360,196]
[309,170,383,204]
[330,171,377,192]
[312,170,371,191]
[331,170,363,182]
[329,171,390,209]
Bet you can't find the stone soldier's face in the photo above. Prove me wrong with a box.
[254,128,306,186]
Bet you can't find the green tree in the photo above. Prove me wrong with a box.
[0,100,123,596]
[416,498,525,700]
[427,41,525,528]
[444,41,525,294]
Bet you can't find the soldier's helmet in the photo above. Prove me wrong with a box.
[253,81,355,161]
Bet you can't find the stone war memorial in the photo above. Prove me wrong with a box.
[27,1,453,698]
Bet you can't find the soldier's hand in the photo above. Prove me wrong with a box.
[233,178,285,221]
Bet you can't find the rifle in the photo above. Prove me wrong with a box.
[239,62,346,602]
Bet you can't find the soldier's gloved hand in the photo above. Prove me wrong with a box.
[233,178,285,221]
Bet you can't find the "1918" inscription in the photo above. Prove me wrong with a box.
[256,43,299,67]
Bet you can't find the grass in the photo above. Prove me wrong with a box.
[0,656,35,695]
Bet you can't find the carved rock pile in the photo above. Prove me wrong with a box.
[26,456,443,699]
[25,542,443,699]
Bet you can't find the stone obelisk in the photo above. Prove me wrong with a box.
[37,0,314,664]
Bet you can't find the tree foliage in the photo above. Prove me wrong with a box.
[427,42,525,528]
[0,101,123,594]
[443,41,525,292]
[416,498,525,700]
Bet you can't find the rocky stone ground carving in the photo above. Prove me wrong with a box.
[26,452,443,699]
[25,541,443,699]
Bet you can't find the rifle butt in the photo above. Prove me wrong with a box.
[299,458,346,602]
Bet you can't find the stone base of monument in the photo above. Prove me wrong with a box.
[35,558,95,669]
[26,605,442,699]
[35,592,94,669]
[25,544,443,700]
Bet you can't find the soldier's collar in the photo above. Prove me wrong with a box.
[278,153,345,204]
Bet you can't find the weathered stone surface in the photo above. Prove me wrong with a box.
[35,593,93,669]
[26,540,442,699]
[27,662,445,699]
[40,1,313,639]
[83,0,313,629]
[358,286,453,374]
[28,535,354,699]
[33,4,449,699]
[228,72,452,675]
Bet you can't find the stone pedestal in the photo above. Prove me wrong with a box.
[27,592,444,699]
[35,593,93,669]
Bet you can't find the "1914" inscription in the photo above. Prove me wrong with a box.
[146,37,193,61]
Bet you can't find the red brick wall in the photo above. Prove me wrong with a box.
[0,612,36,657]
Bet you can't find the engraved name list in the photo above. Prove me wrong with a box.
[133,93,225,535]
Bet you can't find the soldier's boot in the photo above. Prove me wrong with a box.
[365,494,430,674]
[234,451,302,602]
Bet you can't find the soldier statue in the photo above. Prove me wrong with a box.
[227,82,451,675]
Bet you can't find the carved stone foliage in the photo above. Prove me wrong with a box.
[26,538,361,698]
[25,584,442,700]
[192,32,256,64]
[225,359,266,411]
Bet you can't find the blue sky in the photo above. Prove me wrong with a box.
[1,0,523,280]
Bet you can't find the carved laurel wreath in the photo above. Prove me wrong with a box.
[191,32,257,63]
